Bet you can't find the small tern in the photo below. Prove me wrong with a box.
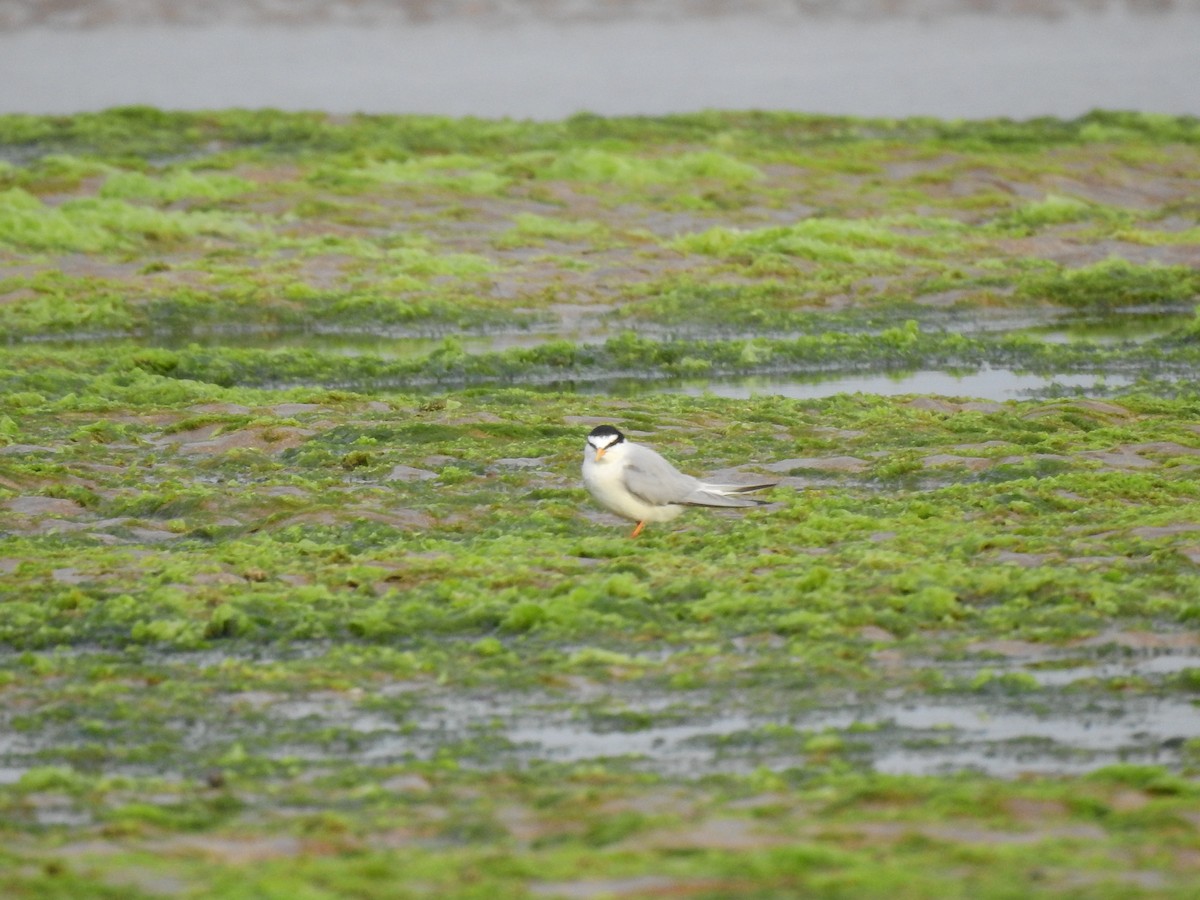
[582,425,777,537]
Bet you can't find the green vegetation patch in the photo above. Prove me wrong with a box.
[672,216,971,271]
[98,169,257,204]
[2,107,1199,898]
[0,187,259,253]
[1017,258,1200,311]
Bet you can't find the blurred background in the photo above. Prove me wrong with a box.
[1,0,1198,118]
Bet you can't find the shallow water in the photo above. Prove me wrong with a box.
[2,638,1196,781]
[277,644,1200,778]
[591,368,1137,402]
[16,303,1185,400]
[1026,309,1196,345]
[2,3,1198,117]
[871,694,1200,777]
[489,692,1200,778]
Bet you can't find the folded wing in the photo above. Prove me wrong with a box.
[621,452,702,506]
[681,482,777,508]
[621,444,777,508]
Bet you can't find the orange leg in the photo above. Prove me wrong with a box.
[630,521,646,538]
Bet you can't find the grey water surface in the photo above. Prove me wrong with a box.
[2,1,1198,117]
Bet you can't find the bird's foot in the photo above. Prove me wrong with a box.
[630,521,645,538]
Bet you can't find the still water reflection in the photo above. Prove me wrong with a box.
[566,368,1137,402]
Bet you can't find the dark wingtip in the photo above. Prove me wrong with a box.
[725,481,779,494]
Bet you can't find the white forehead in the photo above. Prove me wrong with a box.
[587,431,621,449]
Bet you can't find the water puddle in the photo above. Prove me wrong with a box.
[7,325,577,358]
[443,691,1200,778]
[1022,308,1195,345]
[15,300,1187,400]
[568,368,1137,402]
[389,640,1200,778]
[221,643,1200,779]
[2,641,1197,781]
[162,327,602,359]
[324,675,1200,779]
[870,694,1200,777]
[17,302,1188,355]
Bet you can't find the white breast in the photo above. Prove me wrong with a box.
[583,450,685,524]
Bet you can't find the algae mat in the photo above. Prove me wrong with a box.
[2,109,1200,897]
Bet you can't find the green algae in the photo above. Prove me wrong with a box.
[2,108,1200,898]
[2,388,1198,652]
[97,169,257,204]
[1017,259,1200,311]
[671,216,968,271]
[2,107,1196,350]
[992,193,1131,233]
[0,108,1195,163]
[0,188,259,254]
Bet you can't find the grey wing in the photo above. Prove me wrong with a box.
[681,483,774,508]
[620,445,703,506]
